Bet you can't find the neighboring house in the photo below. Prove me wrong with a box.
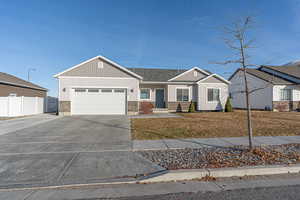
[0,72,47,97]
[229,62,300,111]
[54,55,230,115]
[0,72,48,117]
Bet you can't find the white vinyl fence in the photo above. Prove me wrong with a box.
[0,96,44,117]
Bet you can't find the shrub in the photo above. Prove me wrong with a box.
[225,97,233,112]
[188,101,196,113]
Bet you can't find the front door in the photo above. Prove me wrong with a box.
[155,89,165,108]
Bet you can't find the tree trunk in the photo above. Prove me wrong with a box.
[242,68,254,149]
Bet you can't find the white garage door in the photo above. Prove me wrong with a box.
[71,88,126,115]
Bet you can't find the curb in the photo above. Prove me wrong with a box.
[1,164,300,192]
[138,164,300,183]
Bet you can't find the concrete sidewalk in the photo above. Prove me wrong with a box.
[133,136,300,150]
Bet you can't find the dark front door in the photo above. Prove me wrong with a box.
[155,89,165,108]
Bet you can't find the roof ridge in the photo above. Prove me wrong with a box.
[127,67,187,71]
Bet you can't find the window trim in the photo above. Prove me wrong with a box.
[279,88,292,101]
[175,87,191,102]
[207,87,221,103]
[140,88,151,100]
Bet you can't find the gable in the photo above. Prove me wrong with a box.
[59,58,133,78]
[171,69,207,81]
[200,76,225,83]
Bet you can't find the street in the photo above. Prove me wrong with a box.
[101,185,300,200]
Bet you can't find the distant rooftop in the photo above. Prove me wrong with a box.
[0,72,47,91]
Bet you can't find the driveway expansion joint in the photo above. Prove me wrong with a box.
[56,152,80,182]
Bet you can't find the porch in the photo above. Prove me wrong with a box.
[138,83,195,114]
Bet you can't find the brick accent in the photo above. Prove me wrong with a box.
[59,101,71,113]
[273,101,294,112]
[168,101,195,112]
[128,101,138,112]
[0,83,46,97]
[139,102,155,114]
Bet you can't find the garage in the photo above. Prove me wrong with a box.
[71,88,127,115]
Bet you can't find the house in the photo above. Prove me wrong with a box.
[0,72,47,97]
[54,55,230,115]
[229,62,300,111]
[0,72,48,117]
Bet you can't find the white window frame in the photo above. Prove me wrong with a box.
[140,88,151,100]
[207,87,221,103]
[9,93,17,97]
[279,88,292,101]
[175,87,191,102]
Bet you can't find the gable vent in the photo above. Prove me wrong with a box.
[98,61,104,69]
[194,71,198,77]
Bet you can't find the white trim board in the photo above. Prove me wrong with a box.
[58,76,136,80]
[53,55,143,80]
[168,67,210,81]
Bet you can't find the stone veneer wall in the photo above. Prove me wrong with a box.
[59,101,71,115]
[168,101,195,112]
[128,101,139,112]
[273,101,300,112]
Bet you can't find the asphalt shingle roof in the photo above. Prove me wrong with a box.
[262,65,300,79]
[246,68,295,85]
[127,68,188,82]
[0,72,47,91]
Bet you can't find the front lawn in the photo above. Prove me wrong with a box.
[131,111,300,140]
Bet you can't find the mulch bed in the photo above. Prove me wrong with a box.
[138,144,300,170]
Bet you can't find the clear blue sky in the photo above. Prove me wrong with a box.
[0,0,299,96]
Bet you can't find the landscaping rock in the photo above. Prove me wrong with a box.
[138,144,300,170]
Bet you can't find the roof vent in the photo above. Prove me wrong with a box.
[98,61,104,69]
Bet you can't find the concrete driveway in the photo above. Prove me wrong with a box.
[0,116,164,189]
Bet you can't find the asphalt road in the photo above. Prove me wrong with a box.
[98,185,300,200]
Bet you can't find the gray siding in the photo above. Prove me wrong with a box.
[229,70,273,109]
[172,69,207,81]
[168,84,195,102]
[197,83,229,111]
[61,58,133,78]
[201,76,224,84]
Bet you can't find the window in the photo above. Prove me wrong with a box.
[74,88,86,92]
[88,89,99,93]
[114,89,125,93]
[9,93,17,97]
[176,88,189,101]
[207,88,220,102]
[140,88,150,99]
[280,89,292,101]
[101,89,112,93]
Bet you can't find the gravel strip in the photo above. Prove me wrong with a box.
[138,144,300,170]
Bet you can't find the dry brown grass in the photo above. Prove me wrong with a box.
[131,111,300,140]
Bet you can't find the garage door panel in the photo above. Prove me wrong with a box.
[71,88,126,115]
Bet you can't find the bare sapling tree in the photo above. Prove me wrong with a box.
[216,16,257,149]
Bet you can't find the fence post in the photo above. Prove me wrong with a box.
[7,96,10,117]
[21,96,24,116]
